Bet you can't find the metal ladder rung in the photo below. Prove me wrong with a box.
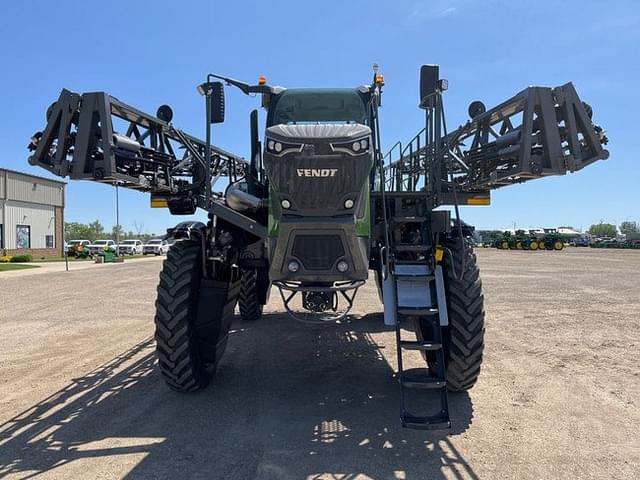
[393,245,431,252]
[399,340,442,351]
[400,368,446,389]
[397,307,439,316]
[394,273,435,281]
[402,413,451,430]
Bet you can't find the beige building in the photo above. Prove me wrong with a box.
[0,168,65,257]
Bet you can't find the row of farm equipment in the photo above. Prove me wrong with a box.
[493,230,565,250]
[490,230,640,250]
[590,235,640,249]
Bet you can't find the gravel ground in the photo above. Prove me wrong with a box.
[0,249,638,479]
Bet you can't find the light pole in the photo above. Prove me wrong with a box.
[115,182,120,247]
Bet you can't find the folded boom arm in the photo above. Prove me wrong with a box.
[28,89,248,211]
[384,82,609,206]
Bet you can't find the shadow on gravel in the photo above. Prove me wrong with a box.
[0,313,478,480]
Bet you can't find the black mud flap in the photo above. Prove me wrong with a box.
[193,277,242,364]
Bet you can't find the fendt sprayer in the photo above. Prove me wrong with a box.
[27,65,609,429]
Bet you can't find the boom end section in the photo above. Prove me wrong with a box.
[448,82,609,191]
[27,88,247,203]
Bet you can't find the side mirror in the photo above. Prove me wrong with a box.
[419,64,439,109]
[209,81,225,124]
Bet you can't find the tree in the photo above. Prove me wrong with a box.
[65,222,93,241]
[588,222,617,238]
[111,224,125,241]
[133,220,145,236]
[88,220,105,241]
[477,230,504,244]
[620,221,639,235]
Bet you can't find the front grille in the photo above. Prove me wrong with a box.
[265,150,371,212]
[291,235,345,271]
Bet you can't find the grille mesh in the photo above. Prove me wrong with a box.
[291,235,345,271]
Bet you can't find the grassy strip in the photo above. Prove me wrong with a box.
[0,264,40,272]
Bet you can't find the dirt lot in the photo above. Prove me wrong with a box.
[0,249,638,479]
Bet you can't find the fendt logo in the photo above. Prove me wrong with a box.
[296,168,338,177]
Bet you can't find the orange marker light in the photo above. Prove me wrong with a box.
[258,75,267,85]
[375,74,385,85]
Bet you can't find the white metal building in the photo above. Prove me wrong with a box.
[0,168,65,257]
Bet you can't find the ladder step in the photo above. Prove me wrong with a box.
[399,340,442,351]
[402,413,451,430]
[392,216,427,223]
[393,245,431,252]
[395,273,435,282]
[399,368,446,389]
[397,308,439,316]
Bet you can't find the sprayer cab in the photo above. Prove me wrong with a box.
[262,88,375,288]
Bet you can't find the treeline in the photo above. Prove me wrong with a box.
[64,220,158,243]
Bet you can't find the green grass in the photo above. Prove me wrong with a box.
[0,264,40,272]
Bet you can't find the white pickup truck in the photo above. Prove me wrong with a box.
[142,239,170,255]
[88,239,117,255]
[117,239,144,255]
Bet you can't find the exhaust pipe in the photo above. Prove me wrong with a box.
[225,182,267,212]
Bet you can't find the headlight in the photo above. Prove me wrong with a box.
[265,138,302,156]
[287,260,300,273]
[331,136,370,155]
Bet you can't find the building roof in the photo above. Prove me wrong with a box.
[0,167,66,186]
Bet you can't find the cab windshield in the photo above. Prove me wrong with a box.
[269,89,368,126]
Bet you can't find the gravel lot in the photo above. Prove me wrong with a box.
[0,249,638,479]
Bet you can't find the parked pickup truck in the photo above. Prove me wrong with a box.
[117,239,144,255]
[88,239,117,255]
[67,239,90,256]
[143,239,170,255]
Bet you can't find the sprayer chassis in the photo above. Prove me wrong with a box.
[26,65,609,429]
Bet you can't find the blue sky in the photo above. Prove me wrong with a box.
[1,0,638,234]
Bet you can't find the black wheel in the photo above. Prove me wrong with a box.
[238,269,263,321]
[154,239,237,392]
[415,237,485,391]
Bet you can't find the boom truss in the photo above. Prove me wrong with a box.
[28,89,247,208]
[383,82,609,207]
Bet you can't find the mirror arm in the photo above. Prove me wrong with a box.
[208,73,278,95]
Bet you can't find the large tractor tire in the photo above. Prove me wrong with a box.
[154,238,239,392]
[416,238,485,391]
[238,269,264,322]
